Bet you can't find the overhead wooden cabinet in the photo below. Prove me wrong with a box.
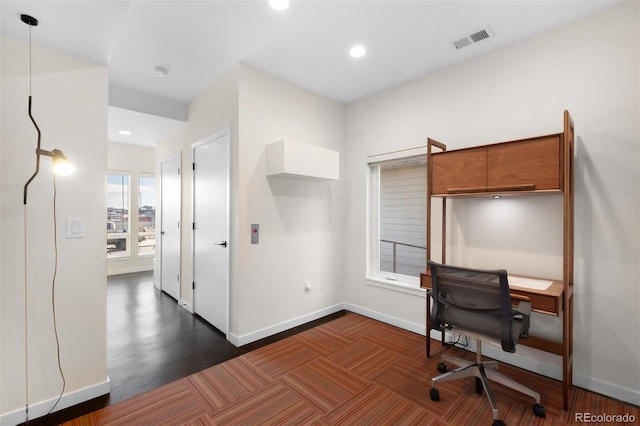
[431,134,563,196]
[431,147,486,195]
[423,111,575,411]
[487,135,562,192]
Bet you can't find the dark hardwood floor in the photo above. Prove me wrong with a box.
[105,271,238,405]
[29,271,344,425]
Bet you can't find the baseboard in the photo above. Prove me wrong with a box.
[107,265,153,276]
[573,373,640,407]
[179,299,193,313]
[343,303,426,336]
[228,304,345,346]
[0,378,110,426]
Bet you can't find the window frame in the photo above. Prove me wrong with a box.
[366,147,427,296]
[107,170,131,259]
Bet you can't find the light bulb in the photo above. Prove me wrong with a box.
[53,159,75,176]
[269,0,289,11]
[349,45,367,58]
[49,150,75,176]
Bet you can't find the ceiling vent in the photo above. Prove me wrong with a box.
[452,26,494,50]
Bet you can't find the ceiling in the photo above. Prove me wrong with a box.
[1,0,624,147]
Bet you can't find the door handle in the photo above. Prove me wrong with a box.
[215,241,227,247]
[161,231,165,235]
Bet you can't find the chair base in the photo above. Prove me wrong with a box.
[430,340,544,422]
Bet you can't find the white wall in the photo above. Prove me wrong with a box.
[155,63,346,342]
[155,64,240,312]
[1,36,109,422]
[343,2,639,404]
[107,142,155,275]
[233,64,346,341]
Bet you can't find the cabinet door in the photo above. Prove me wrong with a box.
[431,147,486,195]
[486,135,562,192]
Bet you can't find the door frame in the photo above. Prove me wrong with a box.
[159,152,182,299]
[191,128,231,336]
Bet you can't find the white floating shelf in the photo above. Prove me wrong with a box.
[266,139,339,181]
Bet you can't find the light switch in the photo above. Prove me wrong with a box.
[66,218,84,239]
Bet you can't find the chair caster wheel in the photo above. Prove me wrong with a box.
[429,388,440,401]
[492,420,505,426]
[475,377,483,394]
[533,403,546,418]
[437,362,447,373]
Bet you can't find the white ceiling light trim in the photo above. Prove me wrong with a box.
[269,0,290,11]
[349,45,367,58]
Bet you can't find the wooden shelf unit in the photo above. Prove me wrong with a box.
[423,110,575,410]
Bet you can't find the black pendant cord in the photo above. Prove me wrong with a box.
[23,96,42,205]
[21,15,39,423]
[22,16,39,423]
[29,19,32,96]
[46,174,67,416]
[22,15,40,206]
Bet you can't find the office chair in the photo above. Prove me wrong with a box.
[427,261,545,426]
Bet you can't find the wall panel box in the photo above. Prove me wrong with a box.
[265,139,339,181]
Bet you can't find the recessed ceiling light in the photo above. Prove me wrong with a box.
[118,130,131,136]
[349,45,367,58]
[154,67,168,77]
[269,0,289,11]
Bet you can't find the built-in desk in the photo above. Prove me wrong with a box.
[420,271,566,356]
[423,111,575,410]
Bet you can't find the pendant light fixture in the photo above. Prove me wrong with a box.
[21,13,75,205]
[20,14,70,422]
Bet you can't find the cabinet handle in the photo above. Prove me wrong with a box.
[486,183,535,191]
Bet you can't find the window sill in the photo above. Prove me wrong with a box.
[108,255,131,261]
[365,276,426,297]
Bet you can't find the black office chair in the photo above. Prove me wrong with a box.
[427,261,545,426]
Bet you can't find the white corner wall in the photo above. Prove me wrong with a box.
[155,64,240,313]
[155,63,346,343]
[233,64,346,343]
[108,142,155,276]
[1,36,109,423]
[343,2,639,405]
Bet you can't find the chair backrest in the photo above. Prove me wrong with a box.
[428,260,517,352]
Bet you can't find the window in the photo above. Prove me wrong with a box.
[368,149,427,289]
[107,172,130,258]
[138,174,156,257]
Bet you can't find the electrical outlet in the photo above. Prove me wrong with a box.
[304,281,312,292]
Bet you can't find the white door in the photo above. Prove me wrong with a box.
[193,131,229,334]
[160,154,181,301]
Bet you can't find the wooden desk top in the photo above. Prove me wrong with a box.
[420,271,564,317]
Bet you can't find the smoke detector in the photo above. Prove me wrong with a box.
[452,26,494,50]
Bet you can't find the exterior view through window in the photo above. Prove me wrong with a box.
[371,156,427,282]
[138,174,156,256]
[107,172,130,258]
